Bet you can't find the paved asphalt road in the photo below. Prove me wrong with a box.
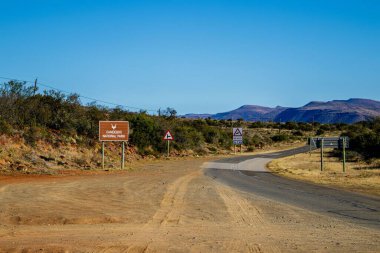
[204,146,380,230]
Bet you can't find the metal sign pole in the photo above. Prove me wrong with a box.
[240,144,242,154]
[320,139,324,171]
[232,120,235,155]
[163,130,173,157]
[167,140,170,157]
[102,141,105,169]
[121,141,125,169]
[342,138,346,173]
[309,137,312,156]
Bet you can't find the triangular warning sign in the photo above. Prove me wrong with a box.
[233,128,243,136]
[163,130,174,140]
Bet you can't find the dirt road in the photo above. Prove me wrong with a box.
[0,154,379,252]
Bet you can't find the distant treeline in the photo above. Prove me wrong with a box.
[341,119,380,160]
[0,80,379,159]
[248,112,380,160]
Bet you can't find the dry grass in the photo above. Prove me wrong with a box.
[268,149,380,196]
[0,134,144,175]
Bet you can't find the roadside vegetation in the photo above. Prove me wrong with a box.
[0,80,379,174]
[267,118,380,196]
[268,150,380,196]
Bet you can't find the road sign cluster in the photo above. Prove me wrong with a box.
[99,122,176,167]
[308,136,350,172]
[309,137,349,149]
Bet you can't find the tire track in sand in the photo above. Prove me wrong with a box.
[217,184,264,226]
[146,170,201,227]
[216,184,281,253]
[124,171,199,252]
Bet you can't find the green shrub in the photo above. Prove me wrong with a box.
[341,118,380,160]
[173,125,204,150]
[271,134,289,142]
[291,130,303,136]
[203,127,220,144]
[0,117,12,134]
[246,146,255,152]
[130,114,162,153]
[316,128,325,135]
[218,130,232,149]
[24,126,41,146]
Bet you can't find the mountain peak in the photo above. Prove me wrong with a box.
[183,98,380,123]
[274,98,380,124]
[304,101,324,107]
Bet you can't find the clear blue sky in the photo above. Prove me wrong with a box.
[1,0,379,114]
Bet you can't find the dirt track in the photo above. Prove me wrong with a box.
[0,157,379,252]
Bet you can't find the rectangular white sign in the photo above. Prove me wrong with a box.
[233,140,243,145]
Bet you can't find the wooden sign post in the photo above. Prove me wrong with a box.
[99,121,129,169]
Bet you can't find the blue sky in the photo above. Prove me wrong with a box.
[1,0,379,114]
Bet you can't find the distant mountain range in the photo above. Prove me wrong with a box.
[183,98,380,124]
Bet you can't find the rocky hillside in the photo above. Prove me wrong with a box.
[184,98,380,124]
[274,99,380,124]
[211,105,288,121]
[184,105,288,121]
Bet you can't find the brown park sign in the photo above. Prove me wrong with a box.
[99,121,129,142]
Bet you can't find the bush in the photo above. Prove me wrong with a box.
[24,126,41,146]
[316,128,325,135]
[173,125,204,150]
[291,130,303,136]
[129,114,162,153]
[250,121,266,128]
[0,117,12,135]
[218,130,232,149]
[246,146,255,152]
[345,150,363,162]
[341,118,380,160]
[271,134,289,142]
[203,127,220,144]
